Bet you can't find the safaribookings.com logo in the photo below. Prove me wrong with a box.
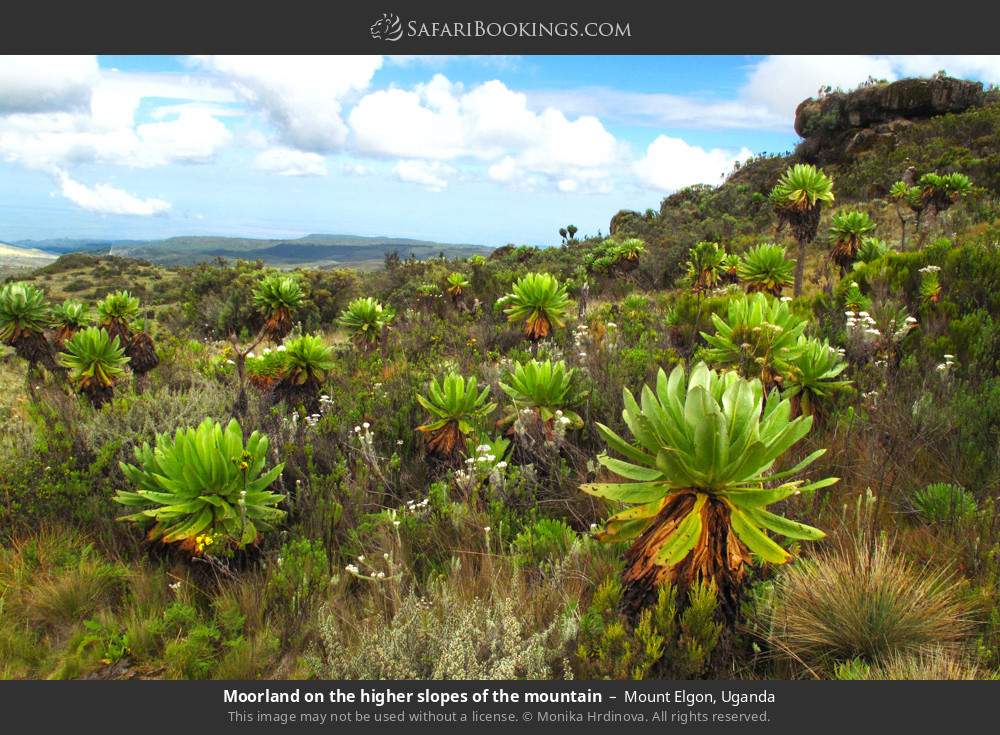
[370,13,631,42]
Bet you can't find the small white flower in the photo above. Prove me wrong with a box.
[377,571,385,579]
[345,564,359,574]
[362,421,370,429]
[483,526,491,533]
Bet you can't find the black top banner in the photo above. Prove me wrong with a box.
[4,0,1000,54]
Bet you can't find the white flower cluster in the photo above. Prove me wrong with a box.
[919,265,941,274]
[344,552,389,582]
[304,393,335,428]
[455,443,508,495]
[404,496,431,514]
[846,309,880,339]
[353,421,374,445]
[604,321,620,350]
[572,323,591,361]
[936,353,956,377]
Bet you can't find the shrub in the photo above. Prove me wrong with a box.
[760,534,972,672]
[314,568,575,679]
[115,418,286,554]
[575,577,722,679]
[512,518,576,568]
[912,482,977,524]
[856,237,890,265]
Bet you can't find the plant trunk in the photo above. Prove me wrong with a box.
[620,493,750,622]
[793,237,807,297]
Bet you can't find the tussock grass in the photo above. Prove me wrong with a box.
[758,533,974,674]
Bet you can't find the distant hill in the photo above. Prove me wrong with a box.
[0,241,58,269]
[14,234,493,268]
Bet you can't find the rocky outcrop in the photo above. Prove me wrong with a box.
[794,76,986,162]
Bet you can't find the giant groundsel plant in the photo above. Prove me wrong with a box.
[583,362,836,616]
[115,418,286,553]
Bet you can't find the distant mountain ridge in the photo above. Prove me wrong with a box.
[11,233,493,267]
[0,241,58,269]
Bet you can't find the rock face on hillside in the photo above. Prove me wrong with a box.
[794,76,986,162]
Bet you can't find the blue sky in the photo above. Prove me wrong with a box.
[1,55,998,247]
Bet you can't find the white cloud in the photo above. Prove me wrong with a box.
[341,162,372,176]
[526,88,785,131]
[529,56,1000,139]
[633,136,752,193]
[741,56,898,124]
[53,169,170,215]
[254,147,328,176]
[0,56,99,114]
[885,55,1000,83]
[0,68,234,173]
[393,160,455,191]
[350,74,620,192]
[193,55,382,152]
[737,55,1000,127]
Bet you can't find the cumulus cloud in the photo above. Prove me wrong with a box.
[53,169,170,215]
[393,160,455,191]
[0,68,234,173]
[633,135,752,193]
[193,55,382,152]
[738,55,1000,127]
[350,74,620,192]
[254,147,328,176]
[0,56,99,114]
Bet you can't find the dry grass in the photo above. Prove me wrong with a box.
[757,532,974,674]
[836,647,997,680]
